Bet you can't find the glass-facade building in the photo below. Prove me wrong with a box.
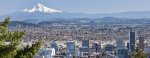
[129,32,136,52]
[82,40,89,48]
[105,44,115,51]
[67,41,75,56]
[80,40,89,57]
[92,42,100,52]
[118,48,128,58]
[81,40,89,52]
[116,37,124,49]
[51,41,58,52]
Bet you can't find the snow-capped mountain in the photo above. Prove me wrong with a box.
[22,3,62,13]
[2,3,150,22]
[0,3,91,22]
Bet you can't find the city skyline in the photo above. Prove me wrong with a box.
[1,0,150,58]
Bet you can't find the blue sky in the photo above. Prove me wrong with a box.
[0,0,150,15]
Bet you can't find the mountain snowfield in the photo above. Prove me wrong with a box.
[0,3,91,22]
[1,3,150,22]
[22,3,62,13]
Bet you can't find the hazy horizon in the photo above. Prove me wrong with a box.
[1,0,150,15]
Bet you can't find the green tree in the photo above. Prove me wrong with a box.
[0,17,42,58]
[132,48,146,58]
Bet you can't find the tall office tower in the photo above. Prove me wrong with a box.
[75,46,80,58]
[51,40,58,53]
[127,43,129,50]
[138,36,145,49]
[116,37,125,49]
[129,32,136,52]
[118,48,128,58]
[80,40,89,57]
[116,37,127,58]
[92,41,100,53]
[82,40,89,48]
[91,41,100,58]
[67,40,75,58]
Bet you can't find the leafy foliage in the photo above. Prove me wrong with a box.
[132,48,146,58]
[0,17,42,58]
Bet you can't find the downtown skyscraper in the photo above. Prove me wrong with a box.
[129,32,136,53]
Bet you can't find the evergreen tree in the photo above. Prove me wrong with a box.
[132,48,146,58]
[0,17,42,58]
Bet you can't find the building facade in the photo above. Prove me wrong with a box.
[129,32,136,53]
